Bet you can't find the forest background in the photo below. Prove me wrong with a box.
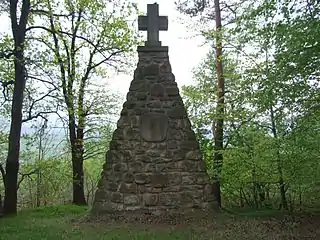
[0,0,319,216]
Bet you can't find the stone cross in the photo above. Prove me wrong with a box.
[138,3,168,46]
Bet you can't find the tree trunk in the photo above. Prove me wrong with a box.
[270,106,288,210]
[3,50,26,215]
[0,193,3,216]
[239,187,244,207]
[70,136,86,205]
[71,149,86,205]
[212,0,224,208]
[2,0,31,217]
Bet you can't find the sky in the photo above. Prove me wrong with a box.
[108,0,209,99]
[0,0,209,98]
[0,0,211,133]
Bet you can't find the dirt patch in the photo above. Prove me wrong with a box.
[71,211,320,239]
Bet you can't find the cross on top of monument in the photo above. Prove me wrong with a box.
[138,3,168,47]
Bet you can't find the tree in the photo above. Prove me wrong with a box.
[176,0,228,207]
[182,0,320,211]
[27,0,138,205]
[2,0,31,216]
[232,0,320,210]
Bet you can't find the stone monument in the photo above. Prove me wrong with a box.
[91,3,216,217]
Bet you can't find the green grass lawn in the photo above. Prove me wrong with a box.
[0,205,319,240]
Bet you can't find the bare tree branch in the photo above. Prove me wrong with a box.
[17,169,37,190]
[0,50,15,59]
[30,9,73,18]
[83,151,105,161]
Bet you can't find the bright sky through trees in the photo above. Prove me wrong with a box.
[104,0,210,99]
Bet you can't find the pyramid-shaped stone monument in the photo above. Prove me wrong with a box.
[91,3,216,216]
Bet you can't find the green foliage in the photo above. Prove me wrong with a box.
[182,0,320,211]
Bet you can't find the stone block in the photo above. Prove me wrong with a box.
[155,163,167,172]
[165,162,179,170]
[112,163,127,172]
[129,161,144,173]
[165,149,184,159]
[197,161,207,172]
[109,140,118,150]
[146,149,161,157]
[110,192,123,203]
[145,163,156,172]
[137,185,146,193]
[204,184,213,195]
[136,92,148,100]
[130,116,140,127]
[153,109,166,114]
[166,129,182,140]
[171,99,183,107]
[123,101,136,109]
[126,92,136,101]
[159,193,180,206]
[180,140,199,150]
[147,187,163,193]
[112,128,124,140]
[133,68,142,79]
[133,108,148,116]
[159,62,172,73]
[123,172,135,183]
[162,101,173,108]
[123,127,140,141]
[105,151,114,163]
[167,173,182,185]
[163,186,180,192]
[147,100,162,108]
[106,182,119,192]
[136,155,152,163]
[143,193,158,206]
[140,113,168,142]
[185,150,202,160]
[100,202,124,212]
[150,142,167,149]
[158,73,175,83]
[166,87,179,96]
[129,80,145,91]
[181,174,196,185]
[167,108,186,118]
[124,195,140,206]
[142,64,159,76]
[135,173,151,184]
[124,206,141,211]
[93,189,110,201]
[186,130,197,140]
[150,83,165,97]
[151,174,168,187]
[176,160,198,172]
[167,140,178,149]
[120,108,128,116]
[195,173,209,184]
[119,183,137,194]
[180,191,195,204]
[117,116,130,127]
[180,185,204,191]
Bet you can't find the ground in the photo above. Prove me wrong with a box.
[0,205,319,240]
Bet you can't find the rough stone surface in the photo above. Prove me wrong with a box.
[91,49,217,217]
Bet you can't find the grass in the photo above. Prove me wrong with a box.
[0,205,319,240]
